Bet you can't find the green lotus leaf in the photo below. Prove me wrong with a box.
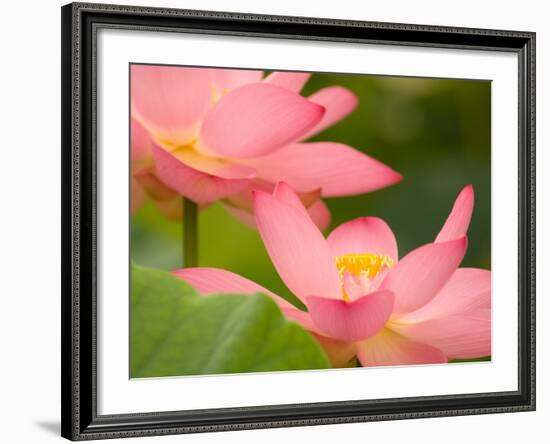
[131,263,330,377]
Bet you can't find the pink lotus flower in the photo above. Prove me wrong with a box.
[131,65,402,228]
[174,183,491,367]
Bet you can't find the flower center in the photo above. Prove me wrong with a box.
[335,253,394,302]
[335,253,394,278]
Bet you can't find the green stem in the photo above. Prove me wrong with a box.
[182,197,198,268]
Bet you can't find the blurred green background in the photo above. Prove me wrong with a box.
[132,72,491,308]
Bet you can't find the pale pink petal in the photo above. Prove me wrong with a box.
[356,328,447,367]
[134,168,180,202]
[391,309,491,359]
[253,190,341,301]
[312,334,357,367]
[263,71,311,92]
[224,180,305,214]
[228,180,321,210]
[300,86,359,139]
[173,267,294,309]
[170,148,256,180]
[306,290,394,342]
[308,199,331,231]
[222,182,329,229]
[435,185,475,243]
[222,180,272,214]
[272,182,319,220]
[223,197,331,231]
[153,144,252,204]
[342,273,368,302]
[198,83,325,158]
[368,267,391,293]
[131,65,211,145]
[131,119,152,162]
[131,179,146,213]
[281,307,322,335]
[380,237,468,316]
[327,217,398,261]
[246,142,402,196]
[273,183,323,218]
[210,69,263,92]
[400,268,491,322]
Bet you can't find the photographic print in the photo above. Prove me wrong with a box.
[129,65,491,378]
[62,4,535,438]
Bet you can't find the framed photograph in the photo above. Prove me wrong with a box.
[61,2,536,440]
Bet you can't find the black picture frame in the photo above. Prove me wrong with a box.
[61,2,536,440]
